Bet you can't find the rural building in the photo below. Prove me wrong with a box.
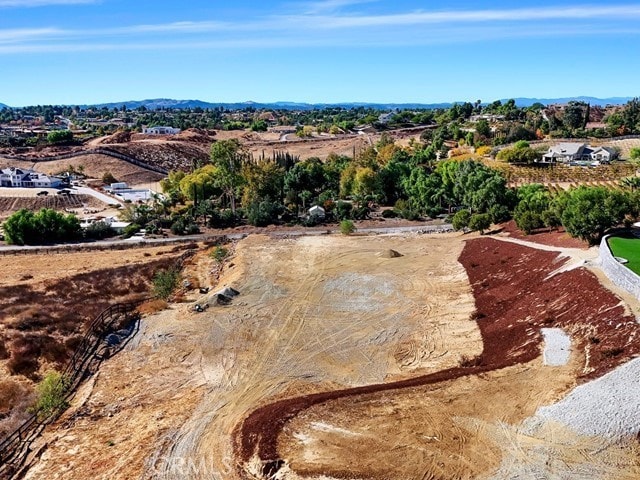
[542,143,618,164]
[0,167,62,188]
[470,114,505,122]
[377,112,395,124]
[308,205,326,220]
[142,126,181,135]
[80,216,131,234]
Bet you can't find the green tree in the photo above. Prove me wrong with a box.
[246,197,284,227]
[560,187,631,244]
[46,130,73,144]
[563,102,587,131]
[2,208,80,245]
[241,161,285,206]
[209,139,247,214]
[475,118,491,138]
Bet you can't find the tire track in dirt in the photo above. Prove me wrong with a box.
[233,237,640,478]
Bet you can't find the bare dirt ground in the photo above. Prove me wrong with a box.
[13,232,640,480]
[0,154,164,186]
[236,237,640,479]
[0,245,183,440]
[22,233,479,479]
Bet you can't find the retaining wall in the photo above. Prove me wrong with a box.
[599,234,640,300]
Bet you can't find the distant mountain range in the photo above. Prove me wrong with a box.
[0,96,636,110]
[0,103,8,109]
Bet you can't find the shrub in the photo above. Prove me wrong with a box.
[210,246,229,263]
[475,146,492,156]
[152,267,181,300]
[122,223,141,238]
[468,213,492,234]
[340,220,356,235]
[452,209,471,231]
[514,210,542,235]
[335,201,353,220]
[381,209,398,218]
[30,371,69,420]
[137,299,169,315]
[47,130,73,144]
[84,221,116,240]
[393,199,420,220]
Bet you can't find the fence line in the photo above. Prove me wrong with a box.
[0,246,200,477]
[0,235,228,257]
[0,148,168,175]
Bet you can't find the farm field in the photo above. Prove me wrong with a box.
[608,234,640,275]
[16,232,640,480]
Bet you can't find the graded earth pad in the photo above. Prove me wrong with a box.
[19,235,640,480]
[237,237,640,479]
[20,233,480,479]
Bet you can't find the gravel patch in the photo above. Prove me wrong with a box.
[541,328,571,366]
[531,357,640,439]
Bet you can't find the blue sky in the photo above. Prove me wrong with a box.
[1,0,640,106]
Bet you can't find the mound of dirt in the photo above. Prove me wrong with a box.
[377,249,403,258]
[175,128,216,144]
[97,130,132,145]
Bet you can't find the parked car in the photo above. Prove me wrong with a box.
[36,191,49,196]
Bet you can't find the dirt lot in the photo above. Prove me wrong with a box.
[0,154,164,186]
[21,233,479,479]
[0,245,184,440]
[237,237,640,479]
[13,233,640,480]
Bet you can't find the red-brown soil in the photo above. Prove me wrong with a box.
[233,237,639,478]
[498,220,589,249]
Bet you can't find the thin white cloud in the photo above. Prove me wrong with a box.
[2,26,640,54]
[300,0,377,14]
[0,0,96,7]
[2,4,640,52]
[0,27,63,43]
[285,5,640,28]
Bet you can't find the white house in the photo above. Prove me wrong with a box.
[541,143,618,164]
[143,126,181,135]
[0,167,62,188]
[80,216,131,234]
[377,112,395,124]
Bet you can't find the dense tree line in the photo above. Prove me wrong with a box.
[3,209,81,245]
[513,182,640,244]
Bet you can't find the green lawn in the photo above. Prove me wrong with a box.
[608,235,640,275]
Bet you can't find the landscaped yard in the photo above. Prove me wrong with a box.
[608,234,640,275]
